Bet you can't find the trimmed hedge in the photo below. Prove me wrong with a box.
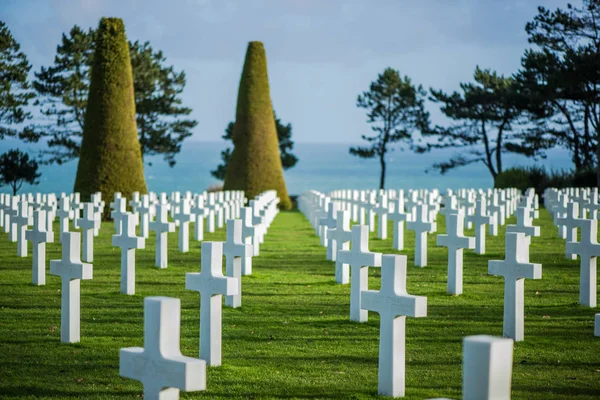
[223,41,292,210]
[74,17,147,218]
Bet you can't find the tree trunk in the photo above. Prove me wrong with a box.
[379,153,386,190]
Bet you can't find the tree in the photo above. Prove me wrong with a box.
[423,67,543,180]
[74,17,147,216]
[211,113,298,180]
[517,0,600,184]
[0,149,40,195]
[223,41,292,210]
[33,25,196,166]
[0,20,36,139]
[350,68,429,189]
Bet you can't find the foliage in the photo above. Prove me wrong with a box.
[351,68,429,189]
[423,67,546,180]
[32,25,196,166]
[211,114,298,181]
[73,17,147,215]
[517,0,600,183]
[223,41,291,209]
[0,20,36,140]
[0,149,40,195]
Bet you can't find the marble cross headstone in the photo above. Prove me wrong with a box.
[427,335,514,400]
[25,210,54,285]
[436,212,475,295]
[113,213,145,295]
[328,209,352,269]
[111,197,127,236]
[240,207,255,275]
[185,242,238,366]
[558,201,579,260]
[149,203,175,269]
[406,204,437,267]
[224,219,253,308]
[361,254,427,397]
[465,197,491,255]
[173,199,193,253]
[488,232,541,341]
[138,194,152,239]
[56,196,73,235]
[191,196,207,242]
[49,231,93,343]
[319,203,338,260]
[388,196,411,251]
[76,203,100,262]
[337,225,382,321]
[14,199,32,257]
[565,218,600,307]
[120,296,206,400]
[374,194,389,240]
[506,206,540,245]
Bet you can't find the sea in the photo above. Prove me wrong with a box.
[1,139,573,196]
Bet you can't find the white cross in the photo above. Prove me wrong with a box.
[40,195,56,234]
[437,212,475,295]
[120,296,206,400]
[129,191,141,214]
[506,206,540,246]
[138,194,152,239]
[111,197,127,236]
[26,209,54,285]
[566,217,600,307]
[488,232,541,341]
[361,254,427,397]
[185,242,238,366]
[224,219,253,308]
[557,201,580,260]
[76,203,100,262]
[240,207,256,275]
[56,196,73,236]
[113,212,145,295]
[191,196,207,242]
[337,225,382,321]
[319,203,338,260]
[3,194,12,235]
[14,199,32,257]
[465,197,491,255]
[49,231,93,343]
[374,194,389,240]
[69,193,82,230]
[173,198,193,253]
[388,197,411,251]
[327,209,352,266]
[406,204,436,267]
[427,335,514,400]
[149,203,175,269]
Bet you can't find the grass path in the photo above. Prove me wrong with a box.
[0,209,599,399]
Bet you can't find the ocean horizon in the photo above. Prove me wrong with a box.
[2,139,574,196]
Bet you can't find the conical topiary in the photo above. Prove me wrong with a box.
[224,41,292,210]
[74,17,147,218]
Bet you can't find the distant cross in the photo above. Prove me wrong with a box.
[388,196,411,251]
[191,196,207,241]
[361,255,427,397]
[77,203,100,262]
[249,202,265,256]
[506,206,540,246]
[224,219,253,308]
[14,199,32,257]
[26,210,54,285]
[138,194,152,239]
[437,212,475,295]
[566,217,600,307]
[129,191,141,214]
[149,203,175,269]
[185,242,239,366]
[465,197,491,255]
[327,209,352,266]
[49,232,93,343]
[113,213,145,295]
[120,296,206,400]
[69,193,82,230]
[557,201,580,260]
[488,232,542,341]
[111,197,127,236]
[406,204,437,267]
[374,194,389,240]
[173,198,193,253]
[56,196,73,236]
[240,207,256,275]
[337,225,382,321]
[40,195,56,234]
[426,335,514,400]
[319,203,338,260]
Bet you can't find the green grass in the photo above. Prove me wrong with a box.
[0,208,599,399]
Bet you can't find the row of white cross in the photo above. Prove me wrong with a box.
[297,187,542,398]
[2,189,281,400]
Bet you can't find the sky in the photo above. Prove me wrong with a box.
[2,0,572,144]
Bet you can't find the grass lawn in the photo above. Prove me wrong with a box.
[0,207,599,399]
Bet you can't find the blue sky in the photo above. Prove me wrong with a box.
[2,0,570,144]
